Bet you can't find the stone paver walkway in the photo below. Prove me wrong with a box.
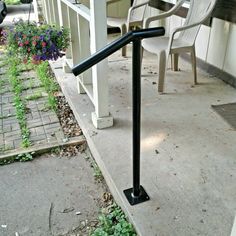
[0,66,65,154]
[0,47,86,160]
[0,3,86,161]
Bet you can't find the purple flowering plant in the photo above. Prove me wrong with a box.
[3,20,70,63]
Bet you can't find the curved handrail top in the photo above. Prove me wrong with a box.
[72,27,165,76]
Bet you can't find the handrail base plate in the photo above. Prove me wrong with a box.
[124,185,150,206]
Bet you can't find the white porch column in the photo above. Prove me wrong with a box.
[90,0,113,129]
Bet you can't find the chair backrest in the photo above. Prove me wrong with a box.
[129,0,148,23]
[179,0,217,44]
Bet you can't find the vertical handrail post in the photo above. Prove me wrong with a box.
[123,38,150,206]
[132,39,141,197]
[72,27,166,205]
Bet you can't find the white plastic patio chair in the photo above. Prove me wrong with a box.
[107,0,149,56]
[142,0,217,93]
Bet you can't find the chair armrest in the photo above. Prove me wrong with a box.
[169,0,217,42]
[127,0,150,24]
[167,21,202,51]
[172,22,201,35]
[170,7,214,41]
[144,0,185,28]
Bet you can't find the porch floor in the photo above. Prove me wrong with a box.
[51,37,236,236]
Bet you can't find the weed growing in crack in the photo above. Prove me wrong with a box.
[0,159,13,165]
[84,149,103,182]
[35,61,59,111]
[90,203,137,235]
[15,152,34,162]
[91,161,103,181]
[8,57,31,148]
[0,152,35,166]
[21,127,31,148]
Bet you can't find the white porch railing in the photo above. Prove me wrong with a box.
[41,0,113,129]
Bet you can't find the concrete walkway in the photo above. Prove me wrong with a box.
[51,38,236,236]
[0,149,107,236]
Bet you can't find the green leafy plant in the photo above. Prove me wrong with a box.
[0,152,35,166]
[15,152,34,162]
[0,151,35,165]
[3,20,70,63]
[91,204,137,236]
[0,159,13,166]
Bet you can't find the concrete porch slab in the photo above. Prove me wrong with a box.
[51,43,236,236]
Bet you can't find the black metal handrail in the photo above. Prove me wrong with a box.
[72,27,164,76]
[72,27,165,206]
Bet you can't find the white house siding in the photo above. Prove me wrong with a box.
[223,23,236,77]
[206,18,230,70]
